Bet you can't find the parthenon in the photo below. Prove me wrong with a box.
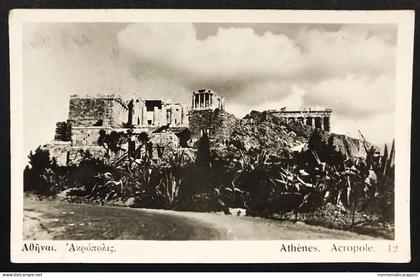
[192,89,225,111]
[269,108,332,131]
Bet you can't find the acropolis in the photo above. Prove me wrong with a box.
[44,89,332,165]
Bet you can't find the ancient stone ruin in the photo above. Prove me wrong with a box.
[68,94,189,129]
[42,89,337,165]
[43,93,189,165]
[188,89,237,141]
[268,108,332,132]
[191,89,225,111]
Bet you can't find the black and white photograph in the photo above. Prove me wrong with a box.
[9,9,413,263]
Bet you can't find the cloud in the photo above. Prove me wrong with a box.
[294,27,396,81]
[118,23,396,81]
[117,23,396,108]
[332,113,395,148]
[118,25,302,84]
[116,23,396,145]
[302,75,395,118]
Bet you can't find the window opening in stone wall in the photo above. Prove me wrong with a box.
[93,119,103,126]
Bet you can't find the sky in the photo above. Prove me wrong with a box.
[22,22,397,155]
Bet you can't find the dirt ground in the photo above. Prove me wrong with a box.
[24,198,377,240]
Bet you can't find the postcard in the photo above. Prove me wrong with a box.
[9,9,414,263]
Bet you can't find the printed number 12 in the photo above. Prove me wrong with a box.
[388,245,398,252]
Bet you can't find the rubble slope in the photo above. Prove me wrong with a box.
[212,110,371,161]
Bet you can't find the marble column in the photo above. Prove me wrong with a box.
[142,106,147,125]
[171,106,176,125]
[203,93,206,108]
[161,106,167,125]
[180,107,184,125]
[153,106,159,126]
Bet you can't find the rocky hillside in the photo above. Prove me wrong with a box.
[211,110,371,162]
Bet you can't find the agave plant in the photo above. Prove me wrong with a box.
[154,150,191,209]
[156,169,182,209]
[318,133,395,228]
[268,156,325,220]
[90,172,123,203]
[231,150,319,218]
[360,136,395,225]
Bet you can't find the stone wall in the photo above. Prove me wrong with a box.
[112,98,129,127]
[54,121,72,141]
[42,141,108,166]
[41,141,72,166]
[71,126,112,147]
[189,109,238,142]
[150,132,179,147]
[67,146,107,165]
[68,95,128,127]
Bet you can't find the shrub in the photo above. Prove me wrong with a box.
[24,147,58,196]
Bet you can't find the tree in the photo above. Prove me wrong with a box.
[136,132,150,161]
[138,131,149,145]
[307,130,344,169]
[97,129,125,160]
[176,129,191,148]
[196,132,211,166]
[326,136,345,170]
[27,147,51,172]
[24,147,57,195]
[107,131,123,153]
[308,129,327,160]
